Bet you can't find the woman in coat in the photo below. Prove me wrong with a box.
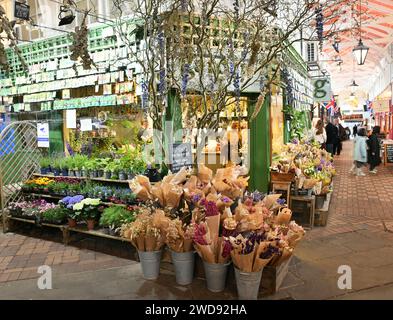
[368,126,381,174]
[349,127,368,176]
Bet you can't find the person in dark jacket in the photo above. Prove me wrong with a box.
[368,126,381,174]
[337,123,347,155]
[353,124,358,138]
[325,118,340,156]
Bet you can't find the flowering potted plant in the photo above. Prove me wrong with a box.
[74,198,102,230]
[39,157,51,174]
[59,195,84,227]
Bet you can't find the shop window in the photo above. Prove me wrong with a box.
[306,42,316,62]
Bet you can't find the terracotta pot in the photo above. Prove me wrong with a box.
[86,219,95,230]
[68,218,77,228]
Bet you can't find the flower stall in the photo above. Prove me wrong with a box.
[270,139,336,227]
[5,162,306,299]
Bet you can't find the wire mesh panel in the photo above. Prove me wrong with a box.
[0,121,41,229]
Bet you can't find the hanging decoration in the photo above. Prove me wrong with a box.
[281,68,294,107]
[315,6,324,51]
[181,63,190,97]
[0,5,28,73]
[69,11,96,70]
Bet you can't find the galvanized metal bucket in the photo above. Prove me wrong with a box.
[138,250,162,280]
[203,261,231,292]
[170,250,195,286]
[234,267,263,300]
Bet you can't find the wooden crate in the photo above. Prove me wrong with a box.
[270,171,295,182]
[260,256,293,295]
[314,192,332,227]
[289,195,315,229]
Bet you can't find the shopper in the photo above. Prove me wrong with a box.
[325,118,339,156]
[312,119,327,149]
[368,126,381,174]
[337,122,347,155]
[350,127,368,176]
[353,124,358,138]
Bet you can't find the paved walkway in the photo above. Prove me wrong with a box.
[1,141,393,299]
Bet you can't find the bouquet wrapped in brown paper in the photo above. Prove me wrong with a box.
[228,234,273,272]
[286,221,306,248]
[198,164,213,184]
[162,182,183,209]
[129,178,152,202]
[121,211,164,252]
[275,208,292,225]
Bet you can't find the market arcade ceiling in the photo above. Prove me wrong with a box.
[322,0,393,94]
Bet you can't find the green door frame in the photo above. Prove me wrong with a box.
[249,94,271,192]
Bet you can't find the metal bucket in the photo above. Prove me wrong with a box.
[138,250,162,280]
[203,261,231,292]
[170,250,195,286]
[234,267,263,300]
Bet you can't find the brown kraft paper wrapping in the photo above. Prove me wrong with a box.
[194,243,215,263]
[231,248,255,272]
[145,235,157,251]
[252,242,273,272]
[205,215,220,254]
[183,239,193,252]
[136,236,145,251]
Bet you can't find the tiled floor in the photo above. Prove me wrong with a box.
[1,140,393,299]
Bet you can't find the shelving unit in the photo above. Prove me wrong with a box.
[32,173,131,184]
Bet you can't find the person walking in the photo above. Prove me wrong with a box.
[312,119,327,149]
[368,126,381,174]
[353,124,358,138]
[325,118,339,156]
[349,127,368,176]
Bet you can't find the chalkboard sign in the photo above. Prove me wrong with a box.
[14,1,30,20]
[171,143,192,173]
[385,144,393,164]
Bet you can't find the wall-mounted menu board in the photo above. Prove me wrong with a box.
[384,144,393,165]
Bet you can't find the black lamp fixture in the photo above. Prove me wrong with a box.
[58,3,75,26]
[352,0,369,65]
[350,80,359,88]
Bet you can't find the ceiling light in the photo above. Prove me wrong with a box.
[350,80,359,88]
[353,0,369,65]
[353,39,369,65]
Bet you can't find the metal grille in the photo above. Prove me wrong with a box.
[0,121,41,227]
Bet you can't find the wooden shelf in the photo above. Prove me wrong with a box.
[68,226,132,242]
[7,216,35,224]
[24,192,63,199]
[32,173,131,184]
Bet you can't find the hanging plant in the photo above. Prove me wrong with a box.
[0,5,28,73]
[315,6,324,51]
[69,11,95,70]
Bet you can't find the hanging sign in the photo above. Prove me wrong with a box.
[80,118,93,131]
[14,1,30,20]
[37,122,50,148]
[313,78,332,102]
[373,99,390,113]
[66,109,77,129]
[171,143,193,173]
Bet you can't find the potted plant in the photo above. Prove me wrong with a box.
[84,159,96,178]
[66,157,76,177]
[95,158,109,177]
[75,155,89,178]
[104,160,117,180]
[59,195,85,227]
[99,206,136,236]
[52,158,61,176]
[41,207,68,225]
[59,158,69,176]
[75,198,102,230]
[39,157,51,174]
